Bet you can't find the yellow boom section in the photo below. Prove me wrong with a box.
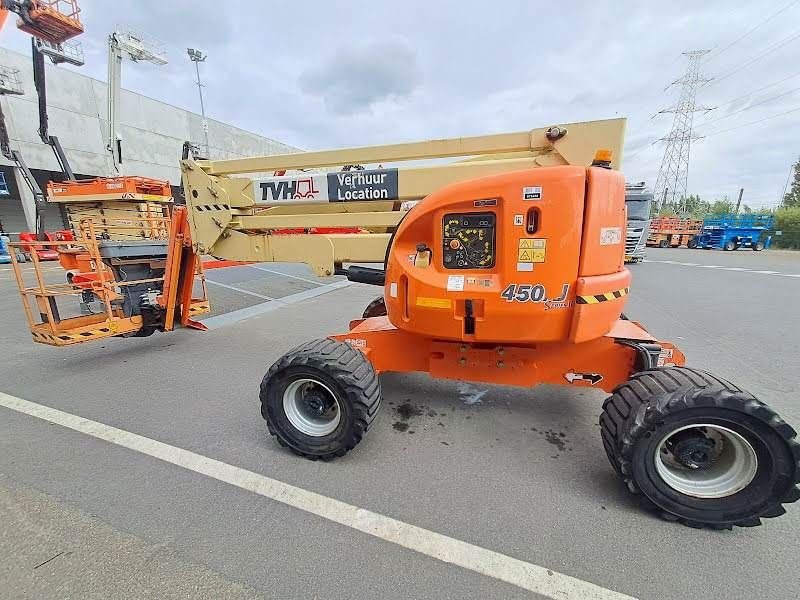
[181,118,625,276]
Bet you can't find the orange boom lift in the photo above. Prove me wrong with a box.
[9,121,800,530]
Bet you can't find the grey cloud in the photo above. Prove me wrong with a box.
[297,39,420,115]
[0,1,797,207]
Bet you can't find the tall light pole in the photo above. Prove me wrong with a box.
[187,48,209,158]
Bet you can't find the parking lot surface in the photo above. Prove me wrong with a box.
[1,248,798,600]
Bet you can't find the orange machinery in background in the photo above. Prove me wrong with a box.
[646,216,703,248]
[47,175,173,276]
[8,206,209,345]
[0,0,83,44]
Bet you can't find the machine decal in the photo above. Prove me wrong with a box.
[522,186,542,200]
[446,275,465,291]
[657,347,675,367]
[473,198,497,207]
[256,174,328,202]
[501,283,570,305]
[516,238,546,271]
[416,296,452,309]
[389,282,398,298]
[564,371,603,385]
[600,226,623,245]
[254,168,398,203]
[328,169,398,201]
[514,214,524,226]
[500,283,548,303]
[575,287,629,304]
[544,284,571,309]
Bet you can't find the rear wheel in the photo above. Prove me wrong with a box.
[260,338,381,460]
[723,240,737,251]
[687,238,697,249]
[362,296,387,318]
[752,241,765,251]
[658,240,668,248]
[600,367,800,529]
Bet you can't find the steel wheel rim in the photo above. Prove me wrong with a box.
[654,424,758,498]
[283,378,341,437]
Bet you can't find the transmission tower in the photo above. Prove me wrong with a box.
[653,50,712,213]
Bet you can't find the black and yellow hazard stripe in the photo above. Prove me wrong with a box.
[576,287,629,305]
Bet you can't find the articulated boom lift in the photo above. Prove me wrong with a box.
[12,118,800,529]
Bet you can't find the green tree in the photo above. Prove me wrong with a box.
[709,199,734,215]
[783,156,800,208]
[773,206,800,249]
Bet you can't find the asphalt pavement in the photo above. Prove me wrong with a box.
[0,247,798,600]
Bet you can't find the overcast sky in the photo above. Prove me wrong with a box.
[2,0,798,208]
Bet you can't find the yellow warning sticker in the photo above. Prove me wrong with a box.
[518,238,546,250]
[416,297,452,309]
[517,239,547,263]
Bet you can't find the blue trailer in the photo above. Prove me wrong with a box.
[695,214,774,251]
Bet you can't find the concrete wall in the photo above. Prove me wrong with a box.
[0,46,298,183]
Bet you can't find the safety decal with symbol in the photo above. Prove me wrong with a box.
[516,238,546,271]
[564,371,603,385]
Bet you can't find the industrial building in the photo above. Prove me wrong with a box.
[0,46,297,235]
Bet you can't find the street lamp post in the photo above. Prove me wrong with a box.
[187,48,209,158]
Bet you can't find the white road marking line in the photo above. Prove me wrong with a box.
[205,279,274,300]
[247,264,330,286]
[645,260,799,278]
[0,392,634,600]
[200,280,351,329]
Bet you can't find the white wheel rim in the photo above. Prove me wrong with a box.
[654,424,758,498]
[282,378,341,437]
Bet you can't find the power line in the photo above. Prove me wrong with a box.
[701,85,800,126]
[653,51,712,212]
[699,70,800,119]
[704,0,800,63]
[704,105,800,137]
[708,30,800,87]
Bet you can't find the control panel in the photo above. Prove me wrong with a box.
[442,212,496,269]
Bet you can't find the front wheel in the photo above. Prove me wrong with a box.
[723,240,737,251]
[659,240,668,248]
[752,241,765,251]
[600,367,800,529]
[260,338,381,460]
[687,238,697,249]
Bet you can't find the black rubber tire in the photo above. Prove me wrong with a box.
[600,367,800,529]
[658,240,668,248]
[260,338,381,460]
[752,241,765,251]
[687,238,697,249]
[362,296,387,318]
[723,241,736,251]
[16,251,26,263]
